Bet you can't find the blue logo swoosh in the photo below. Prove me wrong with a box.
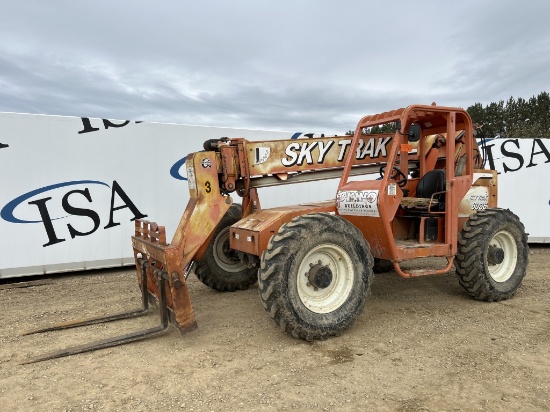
[1,180,110,224]
[170,157,188,181]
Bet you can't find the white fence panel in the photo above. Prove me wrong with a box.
[1,113,547,278]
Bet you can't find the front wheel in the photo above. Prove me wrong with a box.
[195,204,258,292]
[454,208,528,301]
[258,213,374,341]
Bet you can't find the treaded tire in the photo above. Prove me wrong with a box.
[258,213,374,341]
[195,204,257,292]
[455,208,528,301]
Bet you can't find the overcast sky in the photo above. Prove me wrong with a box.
[1,1,549,134]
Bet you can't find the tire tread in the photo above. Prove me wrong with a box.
[454,208,528,301]
[258,213,374,340]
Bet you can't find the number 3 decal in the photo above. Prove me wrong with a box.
[205,181,212,193]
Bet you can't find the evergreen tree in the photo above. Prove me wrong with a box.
[467,91,550,138]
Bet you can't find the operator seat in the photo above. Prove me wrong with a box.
[416,169,445,200]
[399,169,446,211]
[414,169,446,210]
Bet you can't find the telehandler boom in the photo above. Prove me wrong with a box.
[22,104,528,363]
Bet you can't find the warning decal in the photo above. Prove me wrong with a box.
[254,147,271,164]
[187,166,196,190]
[337,190,379,217]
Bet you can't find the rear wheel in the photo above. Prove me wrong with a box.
[258,213,373,340]
[195,204,257,292]
[454,208,528,301]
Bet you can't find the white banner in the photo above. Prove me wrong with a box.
[1,113,548,278]
[481,137,550,243]
[0,113,339,278]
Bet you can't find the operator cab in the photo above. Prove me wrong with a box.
[336,104,487,277]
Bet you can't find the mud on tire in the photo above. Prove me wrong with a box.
[258,213,374,341]
[195,204,257,292]
[454,208,528,301]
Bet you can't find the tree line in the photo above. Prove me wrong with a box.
[349,91,550,138]
[467,91,550,138]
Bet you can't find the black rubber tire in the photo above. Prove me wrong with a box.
[258,213,374,341]
[373,258,393,273]
[195,204,258,292]
[454,208,528,301]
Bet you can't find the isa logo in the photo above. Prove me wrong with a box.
[1,180,146,247]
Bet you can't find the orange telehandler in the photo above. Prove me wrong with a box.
[22,104,528,363]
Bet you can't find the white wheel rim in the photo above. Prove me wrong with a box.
[487,230,517,282]
[296,244,355,314]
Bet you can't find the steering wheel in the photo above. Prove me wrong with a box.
[379,165,408,188]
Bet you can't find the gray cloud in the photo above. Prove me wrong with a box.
[1,1,549,133]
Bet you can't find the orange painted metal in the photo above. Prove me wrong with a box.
[131,151,232,333]
[243,135,395,177]
[335,104,479,276]
[230,201,336,256]
[392,256,455,278]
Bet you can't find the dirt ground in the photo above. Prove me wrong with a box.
[1,246,549,412]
